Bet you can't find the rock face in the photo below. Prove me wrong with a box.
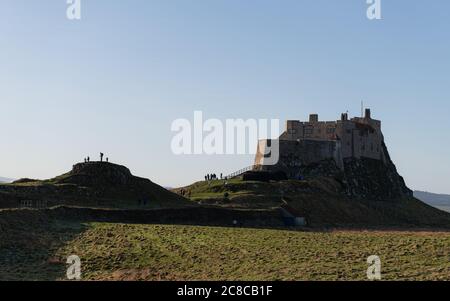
[342,143,412,200]
[262,142,412,201]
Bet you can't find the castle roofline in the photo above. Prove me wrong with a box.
[286,108,379,124]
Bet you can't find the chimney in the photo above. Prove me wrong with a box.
[341,113,348,121]
[365,108,371,119]
[309,114,319,123]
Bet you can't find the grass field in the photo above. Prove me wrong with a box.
[1,217,449,281]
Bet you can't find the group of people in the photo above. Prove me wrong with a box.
[204,173,224,181]
[83,153,109,163]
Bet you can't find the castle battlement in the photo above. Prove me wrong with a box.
[255,109,387,177]
[279,108,383,161]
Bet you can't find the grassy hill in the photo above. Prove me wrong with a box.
[0,162,190,209]
[1,159,450,281]
[2,161,450,228]
[175,178,450,228]
[1,208,449,281]
[1,164,450,281]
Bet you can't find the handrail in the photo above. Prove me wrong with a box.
[225,165,258,179]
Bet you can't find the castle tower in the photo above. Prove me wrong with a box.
[309,114,319,123]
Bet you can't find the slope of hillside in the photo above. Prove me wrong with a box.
[0,162,190,209]
[177,178,450,228]
[172,143,450,228]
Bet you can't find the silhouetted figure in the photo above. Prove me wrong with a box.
[220,173,223,180]
[106,157,109,163]
[87,156,90,162]
[100,153,104,162]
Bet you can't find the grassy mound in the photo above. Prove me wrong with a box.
[0,162,190,209]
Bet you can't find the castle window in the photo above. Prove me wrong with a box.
[305,127,313,135]
[327,127,336,134]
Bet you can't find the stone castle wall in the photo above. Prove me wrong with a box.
[255,139,342,178]
[254,109,386,175]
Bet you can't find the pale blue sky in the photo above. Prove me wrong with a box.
[0,1,449,193]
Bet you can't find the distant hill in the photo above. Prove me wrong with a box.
[414,191,450,213]
[0,177,14,183]
[0,162,190,209]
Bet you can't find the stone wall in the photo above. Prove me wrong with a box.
[278,110,384,162]
[256,139,340,178]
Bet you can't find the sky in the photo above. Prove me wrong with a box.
[0,0,449,193]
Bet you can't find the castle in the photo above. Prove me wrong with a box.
[255,109,387,177]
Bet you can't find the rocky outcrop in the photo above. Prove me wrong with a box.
[260,142,412,201]
[341,142,412,200]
